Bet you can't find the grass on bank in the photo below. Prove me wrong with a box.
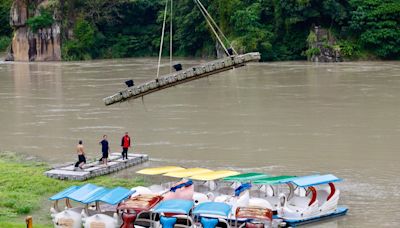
[0,151,144,228]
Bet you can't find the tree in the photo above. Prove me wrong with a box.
[348,0,400,58]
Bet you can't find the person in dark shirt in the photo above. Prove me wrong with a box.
[99,135,109,166]
[121,132,131,160]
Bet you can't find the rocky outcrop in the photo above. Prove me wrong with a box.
[6,0,61,61]
[307,26,341,62]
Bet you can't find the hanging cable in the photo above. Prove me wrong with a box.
[194,0,229,56]
[196,0,238,55]
[156,0,169,79]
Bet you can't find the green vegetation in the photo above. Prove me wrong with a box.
[0,0,399,60]
[26,9,54,32]
[0,36,11,51]
[0,151,144,227]
[0,0,12,51]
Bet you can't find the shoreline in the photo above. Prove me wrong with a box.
[0,151,145,228]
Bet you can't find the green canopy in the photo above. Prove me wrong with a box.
[223,172,268,182]
[253,175,296,185]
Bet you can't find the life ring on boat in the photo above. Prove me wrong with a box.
[307,187,317,206]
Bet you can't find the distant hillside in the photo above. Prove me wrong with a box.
[1,0,399,61]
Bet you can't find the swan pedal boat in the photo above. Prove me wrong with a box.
[275,174,348,227]
[49,183,134,228]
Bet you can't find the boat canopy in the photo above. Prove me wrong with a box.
[136,166,185,175]
[223,172,268,182]
[63,184,105,203]
[191,170,240,181]
[253,175,296,185]
[49,185,81,201]
[49,184,134,205]
[193,202,232,217]
[153,199,194,214]
[163,168,213,178]
[290,174,341,187]
[95,187,133,205]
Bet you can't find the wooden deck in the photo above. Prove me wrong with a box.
[44,153,149,181]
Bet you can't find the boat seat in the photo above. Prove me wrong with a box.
[288,196,311,208]
[135,211,160,227]
[265,197,280,208]
[200,217,219,228]
[172,214,194,228]
[160,216,178,228]
[316,190,329,207]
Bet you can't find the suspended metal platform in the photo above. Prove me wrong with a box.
[103,52,261,106]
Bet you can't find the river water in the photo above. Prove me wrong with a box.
[0,58,399,227]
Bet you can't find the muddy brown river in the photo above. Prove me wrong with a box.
[0,58,399,227]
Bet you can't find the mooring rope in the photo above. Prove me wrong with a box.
[156,0,169,79]
[194,0,229,56]
[195,0,238,55]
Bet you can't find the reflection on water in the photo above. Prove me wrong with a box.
[1,59,400,227]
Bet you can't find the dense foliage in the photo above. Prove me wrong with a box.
[26,8,55,32]
[1,0,399,60]
[0,0,12,51]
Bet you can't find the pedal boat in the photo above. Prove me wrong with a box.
[134,166,212,196]
[214,183,253,218]
[192,202,232,228]
[153,199,195,228]
[49,184,133,228]
[118,194,164,228]
[252,176,296,212]
[81,187,134,228]
[135,166,240,206]
[190,170,240,205]
[276,174,348,226]
[235,207,273,228]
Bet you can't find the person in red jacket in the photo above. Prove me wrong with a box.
[121,132,131,160]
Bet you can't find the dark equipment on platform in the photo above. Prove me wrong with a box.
[173,64,183,72]
[125,80,135,87]
[227,48,234,56]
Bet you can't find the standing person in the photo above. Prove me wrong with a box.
[121,132,131,160]
[99,135,109,166]
[74,140,86,170]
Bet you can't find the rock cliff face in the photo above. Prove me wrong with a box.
[6,0,61,61]
[308,26,341,62]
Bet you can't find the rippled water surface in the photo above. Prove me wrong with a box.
[1,58,400,227]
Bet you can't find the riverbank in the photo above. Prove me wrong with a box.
[0,151,144,228]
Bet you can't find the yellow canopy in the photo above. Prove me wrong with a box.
[136,166,185,175]
[163,168,213,178]
[191,170,240,181]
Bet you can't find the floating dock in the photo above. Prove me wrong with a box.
[103,52,261,106]
[45,153,149,181]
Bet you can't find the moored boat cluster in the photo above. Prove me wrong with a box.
[103,52,261,106]
[49,166,348,228]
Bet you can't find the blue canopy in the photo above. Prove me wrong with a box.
[154,199,194,214]
[80,187,110,204]
[49,185,81,201]
[291,174,341,187]
[97,187,134,205]
[66,184,107,203]
[193,202,231,217]
[49,184,134,205]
